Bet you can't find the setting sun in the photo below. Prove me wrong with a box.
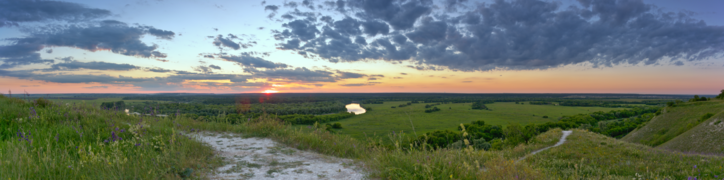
[262,89,278,93]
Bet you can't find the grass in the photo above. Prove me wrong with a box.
[623,100,724,147]
[658,105,724,154]
[5,95,723,179]
[528,129,724,179]
[334,101,625,140]
[0,95,221,179]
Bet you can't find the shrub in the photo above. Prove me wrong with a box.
[542,115,549,118]
[700,113,715,122]
[472,138,491,150]
[332,122,342,129]
[32,97,53,108]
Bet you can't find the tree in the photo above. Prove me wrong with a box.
[717,89,724,99]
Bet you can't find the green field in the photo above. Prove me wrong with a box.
[334,101,626,140]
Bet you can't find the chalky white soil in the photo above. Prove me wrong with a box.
[191,132,366,180]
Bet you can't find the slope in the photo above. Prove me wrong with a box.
[658,110,724,155]
[621,100,724,147]
[526,129,724,179]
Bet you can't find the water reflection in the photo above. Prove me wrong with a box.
[345,103,366,115]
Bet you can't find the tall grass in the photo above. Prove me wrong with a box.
[0,95,221,179]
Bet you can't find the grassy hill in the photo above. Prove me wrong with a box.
[622,99,724,154]
[526,129,724,179]
[658,110,724,155]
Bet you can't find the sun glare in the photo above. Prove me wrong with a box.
[263,89,278,93]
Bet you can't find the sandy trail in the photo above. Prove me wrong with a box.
[517,130,572,162]
[191,132,365,180]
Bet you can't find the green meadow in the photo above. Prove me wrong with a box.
[334,101,626,140]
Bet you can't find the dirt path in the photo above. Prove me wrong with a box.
[517,130,572,162]
[191,132,365,180]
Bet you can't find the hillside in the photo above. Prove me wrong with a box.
[527,129,724,179]
[658,110,724,154]
[622,100,724,147]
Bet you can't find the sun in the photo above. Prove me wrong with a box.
[262,89,278,94]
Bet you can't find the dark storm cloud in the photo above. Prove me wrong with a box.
[0,0,111,27]
[347,0,432,30]
[213,35,241,50]
[49,59,139,71]
[361,20,389,36]
[220,54,289,69]
[270,0,724,71]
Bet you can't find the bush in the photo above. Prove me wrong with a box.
[700,113,715,122]
[472,138,491,151]
[332,122,342,129]
[32,97,53,108]
[542,115,549,118]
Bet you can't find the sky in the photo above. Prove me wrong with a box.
[0,0,723,95]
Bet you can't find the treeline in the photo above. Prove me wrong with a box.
[127,101,346,117]
[419,106,661,150]
[525,100,671,107]
[277,112,355,125]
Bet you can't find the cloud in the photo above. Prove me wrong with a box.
[400,73,407,75]
[462,81,472,83]
[14,21,174,59]
[48,58,139,71]
[84,86,108,89]
[348,0,432,30]
[264,5,279,11]
[213,35,241,50]
[336,70,366,79]
[370,74,384,78]
[367,78,377,80]
[220,54,289,69]
[674,61,684,66]
[393,77,403,79]
[146,27,175,40]
[249,67,336,82]
[340,83,377,86]
[0,37,54,69]
[209,64,222,70]
[0,69,148,84]
[0,0,111,27]
[147,68,173,73]
[269,0,724,71]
